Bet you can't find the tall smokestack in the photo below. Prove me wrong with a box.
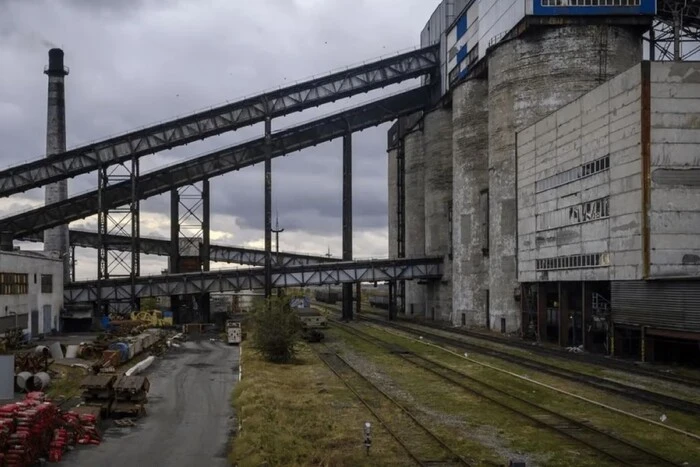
[44,48,70,283]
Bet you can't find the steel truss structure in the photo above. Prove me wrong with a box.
[64,257,444,302]
[97,158,140,313]
[0,46,439,198]
[169,180,211,322]
[648,1,700,60]
[4,87,430,238]
[20,230,336,267]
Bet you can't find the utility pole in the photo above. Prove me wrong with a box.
[271,211,284,266]
[325,246,332,299]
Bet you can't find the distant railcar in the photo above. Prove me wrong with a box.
[314,289,341,304]
[368,294,390,309]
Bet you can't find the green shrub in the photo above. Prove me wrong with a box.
[250,296,303,363]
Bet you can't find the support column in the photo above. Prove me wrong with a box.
[130,156,140,313]
[170,188,181,323]
[388,281,395,321]
[536,283,546,342]
[559,283,569,348]
[264,117,273,299]
[342,133,353,321]
[356,283,361,317]
[201,178,211,322]
[395,119,405,315]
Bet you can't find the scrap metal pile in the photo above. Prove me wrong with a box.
[79,374,150,419]
[0,392,100,467]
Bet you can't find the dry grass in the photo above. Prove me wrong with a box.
[229,340,413,467]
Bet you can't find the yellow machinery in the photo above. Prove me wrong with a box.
[130,310,173,327]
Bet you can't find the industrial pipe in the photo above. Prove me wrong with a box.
[125,355,155,376]
[15,372,33,390]
[28,372,51,391]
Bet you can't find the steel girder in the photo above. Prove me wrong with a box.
[4,87,430,238]
[19,230,337,267]
[64,257,444,302]
[650,1,700,60]
[0,46,439,198]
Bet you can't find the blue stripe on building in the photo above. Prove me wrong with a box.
[456,13,468,39]
[456,45,468,63]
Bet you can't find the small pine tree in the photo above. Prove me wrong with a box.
[250,296,303,363]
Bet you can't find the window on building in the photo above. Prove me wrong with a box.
[535,155,610,193]
[536,253,610,271]
[0,273,29,295]
[480,189,489,255]
[41,274,53,294]
[542,0,640,5]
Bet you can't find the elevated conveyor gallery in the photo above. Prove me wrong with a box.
[64,256,444,302]
[3,87,430,237]
[20,230,336,267]
[0,46,439,197]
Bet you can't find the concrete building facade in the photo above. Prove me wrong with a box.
[0,249,64,338]
[487,25,642,333]
[517,61,700,362]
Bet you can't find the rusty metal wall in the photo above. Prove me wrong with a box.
[0,314,29,334]
[0,355,14,400]
[612,280,700,331]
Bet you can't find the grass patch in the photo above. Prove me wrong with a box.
[229,340,414,466]
[46,365,87,401]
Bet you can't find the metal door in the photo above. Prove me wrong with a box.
[43,305,52,334]
[30,310,39,337]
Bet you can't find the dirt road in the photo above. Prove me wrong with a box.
[65,339,240,467]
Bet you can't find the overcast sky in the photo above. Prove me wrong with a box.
[0,0,441,280]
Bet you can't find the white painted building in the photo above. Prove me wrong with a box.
[0,249,64,338]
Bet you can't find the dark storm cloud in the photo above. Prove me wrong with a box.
[0,0,441,274]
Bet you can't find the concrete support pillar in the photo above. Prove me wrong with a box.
[423,107,453,323]
[387,148,398,259]
[404,129,425,317]
[356,283,361,316]
[342,133,353,321]
[43,48,70,284]
[452,78,489,328]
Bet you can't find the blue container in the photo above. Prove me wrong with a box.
[108,342,130,363]
[163,311,173,318]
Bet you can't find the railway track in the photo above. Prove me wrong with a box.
[332,321,681,467]
[315,302,700,415]
[314,345,472,466]
[362,307,700,389]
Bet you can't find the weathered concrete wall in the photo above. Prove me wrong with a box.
[0,251,64,336]
[387,147,398,259]
[404,129,426,316]
[452,79,489,327]
[517,64,644,284]
[649,61,700,277]
[424,107,453,322]
[488,25,642,333]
